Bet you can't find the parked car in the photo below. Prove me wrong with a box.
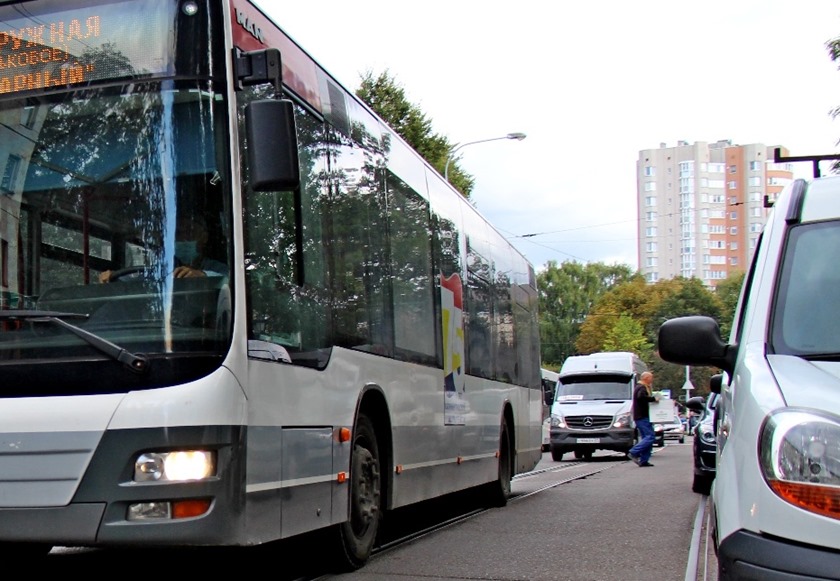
[685,388,720,494]
[658,174,840,579]
[660,416,686,444]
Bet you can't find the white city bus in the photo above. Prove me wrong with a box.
[0,0,542,571]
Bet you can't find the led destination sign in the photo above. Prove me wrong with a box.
[0,1,173,96]
[0,18,100,94]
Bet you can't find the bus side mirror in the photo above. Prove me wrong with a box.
[245,99,300,192]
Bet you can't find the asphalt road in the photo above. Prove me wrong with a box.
[329,439,715,581]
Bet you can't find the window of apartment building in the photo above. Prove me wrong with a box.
[729,196,738,205]
[645,227,657,237]
[767,176,791,186]
[730,226,738,235]
[749,160,761,171]
[700,178,708,187]
[712,194,725,204]
[711,256,726,265]
[750,236,758,249]
[701,224,708,234]
[645,272,659,283]
[728,181,737,190]
[644,182,656,192]
[710,240,725,249]
[748,176,761,187]
[645,196,657,207]
[730,212,737,220]
[751,207,762,217]
[749,191,762,202]
[730,257,739,266]
[729,164,737,173]
[750,222,762,233]
[679,161,694,177]
[646,257,658,267]
[1,155,21,194]
[730,241,738,250]
[710,163,725,173]
[646,242,657,252]
[709,179,724,189]
[646,211,657,221]
[710,225,725,234]
[644,166,655,176]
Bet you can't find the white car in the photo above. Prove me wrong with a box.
[658,173,840,580]
[659,417,685,444]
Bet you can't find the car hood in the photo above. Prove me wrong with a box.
[768,354,840,412]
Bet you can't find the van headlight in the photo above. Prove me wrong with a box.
[759,409,840,521]
[550,414,566,429]
[613,412,632,428]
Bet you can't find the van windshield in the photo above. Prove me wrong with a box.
[556,374,632,401]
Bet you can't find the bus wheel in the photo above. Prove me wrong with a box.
[329,414,382,572]
[483,420,512,508]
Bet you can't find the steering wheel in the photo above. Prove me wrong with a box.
[106,266,152,282]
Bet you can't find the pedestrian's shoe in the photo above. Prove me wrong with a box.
[639,462,654,467]
[628,452,640,465]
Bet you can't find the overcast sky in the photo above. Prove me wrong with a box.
[252,0,840,272]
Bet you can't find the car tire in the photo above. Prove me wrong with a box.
[692,473,713,495]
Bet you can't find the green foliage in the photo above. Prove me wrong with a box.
[714,271,745,338]
[537,260,637,365]
[356,70,475,196]
[602,315,652,360]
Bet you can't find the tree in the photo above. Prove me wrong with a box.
[537,260,637,368]
[714,271,745,338]
[356,70,475,196]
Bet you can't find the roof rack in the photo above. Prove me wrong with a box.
[774,147,840,178]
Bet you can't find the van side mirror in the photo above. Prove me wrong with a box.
[245,99,300,191]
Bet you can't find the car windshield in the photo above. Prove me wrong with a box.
[771,219,840,358]
[556,374,632,400]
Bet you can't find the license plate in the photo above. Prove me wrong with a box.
[576,438,600,444]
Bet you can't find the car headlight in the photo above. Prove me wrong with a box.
[613,411,632,428]
[698,423,716,444]
[759,409,840,521]
[654,424,664,433]
[550,414,566,429]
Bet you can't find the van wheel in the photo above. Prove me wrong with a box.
[573,450,583,459]
[326,414,381,572]
[551,447,564,462]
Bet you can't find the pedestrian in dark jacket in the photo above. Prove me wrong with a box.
[628,371,660,467]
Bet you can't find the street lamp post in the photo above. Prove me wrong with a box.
[444,132,526,181]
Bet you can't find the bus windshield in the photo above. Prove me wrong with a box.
[556,374,633,401]
[0,0,233,387]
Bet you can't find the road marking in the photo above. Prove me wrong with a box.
[685,495,706,581]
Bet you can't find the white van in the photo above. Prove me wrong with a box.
[658,175,840,580]
[548,352,646,461]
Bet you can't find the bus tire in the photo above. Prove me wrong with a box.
[483,420,512,508]
[328,413,382,572]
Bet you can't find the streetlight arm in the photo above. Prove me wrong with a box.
[444,132,526,181]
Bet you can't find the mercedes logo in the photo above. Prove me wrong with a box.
[583,416,594,427]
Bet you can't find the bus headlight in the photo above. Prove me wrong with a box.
[759,409,840,521]
[613,412,632,428]
[134,450,216,482]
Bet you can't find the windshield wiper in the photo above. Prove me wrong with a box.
[0,310,149,373]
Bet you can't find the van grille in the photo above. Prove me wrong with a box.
[566,415,614,430]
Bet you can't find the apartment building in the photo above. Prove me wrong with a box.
[637,140,794,288]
